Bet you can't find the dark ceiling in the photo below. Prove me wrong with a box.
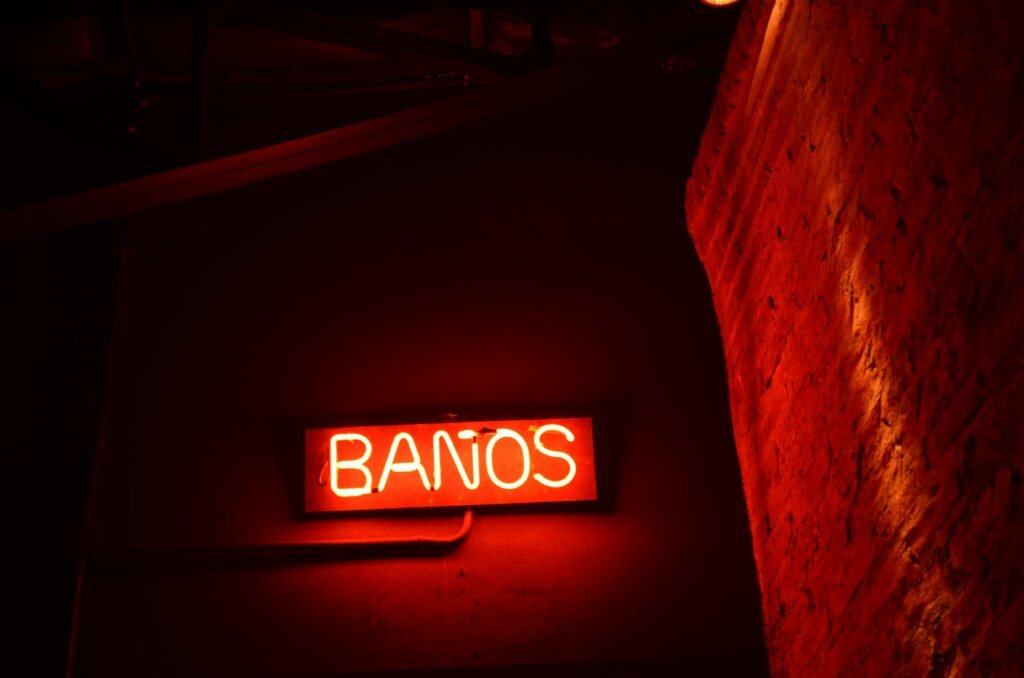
[0,1,741,211]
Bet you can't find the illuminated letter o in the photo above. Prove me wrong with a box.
[485,429,530,490]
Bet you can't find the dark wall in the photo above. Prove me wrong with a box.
[63,73,767,675]
[686,0,1024,675]
[0,229,116,676]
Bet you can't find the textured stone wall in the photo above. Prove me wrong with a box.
[685,0,1023,675]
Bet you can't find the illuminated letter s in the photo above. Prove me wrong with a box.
[532,424,577,488]
[330,433,373,497]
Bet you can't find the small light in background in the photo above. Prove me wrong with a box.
[701,0,742,6]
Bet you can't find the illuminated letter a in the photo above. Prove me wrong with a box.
[379,432,431,492]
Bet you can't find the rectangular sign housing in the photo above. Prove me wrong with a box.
[305,416,596,513]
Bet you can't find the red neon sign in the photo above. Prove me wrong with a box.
[304,417,597,512]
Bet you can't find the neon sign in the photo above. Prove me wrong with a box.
[304,417,597,512]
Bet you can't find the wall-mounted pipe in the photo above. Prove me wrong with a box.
[65,510,472,676]
[95,509,474,565]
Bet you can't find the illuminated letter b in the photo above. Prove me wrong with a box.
[330,433,373,497]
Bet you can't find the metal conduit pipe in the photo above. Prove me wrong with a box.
[65,511,473,675]
[94,509,474,565]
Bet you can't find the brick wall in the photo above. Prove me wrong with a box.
[685,0,1023,674]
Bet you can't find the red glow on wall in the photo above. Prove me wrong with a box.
[305,417,597,512]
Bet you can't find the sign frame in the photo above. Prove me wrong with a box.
[303,413,599,514]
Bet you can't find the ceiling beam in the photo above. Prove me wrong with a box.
[0,56,613,240]
[230,4,517,83]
